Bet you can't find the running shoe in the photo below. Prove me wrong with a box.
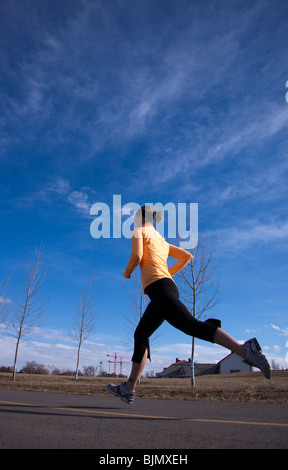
[243,338,271,379]
[107,382,135,404]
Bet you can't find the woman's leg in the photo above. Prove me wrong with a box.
[146,279,245,356]
[146,279,218,343]
[125,348,148,391]
[148,279,270,378]
[126,301,164,391]
[108,300,164,401]
[214,328,245,357]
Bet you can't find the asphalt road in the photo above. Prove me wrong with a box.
[0,389,287,450]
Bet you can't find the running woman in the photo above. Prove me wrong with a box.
[108,205,271,404]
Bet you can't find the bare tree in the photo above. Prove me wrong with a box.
[82,365,98,377]
[21,360,49,375]
[177,236,220,386]
[71,275,97,380]
[9,247,47,381]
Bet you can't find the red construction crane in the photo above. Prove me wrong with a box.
[107,352,117,374]
[107,352,130,375]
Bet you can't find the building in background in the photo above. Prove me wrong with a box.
[156,353,251,378]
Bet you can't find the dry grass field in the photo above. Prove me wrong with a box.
[0,370,287,403]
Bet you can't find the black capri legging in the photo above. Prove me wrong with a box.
[132,278,219,364]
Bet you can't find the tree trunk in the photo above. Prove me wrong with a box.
[12,315,25,381]
[191,258,196,387]
[12,336,21,381]
[191,336,195,386]
[75,342,81,380]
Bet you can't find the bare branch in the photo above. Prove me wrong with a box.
[175,235,220,386]
[9,246,48,380]
[72,275,97,379]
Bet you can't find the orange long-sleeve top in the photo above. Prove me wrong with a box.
[123,225,193,291]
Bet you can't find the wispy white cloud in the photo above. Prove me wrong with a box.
[270,324,288,337]
[203,158,288,210]
[67,190,91,218]
[198,106,288,169]
[1,0,286,203]
[208,219,288,255]
[0,328,129,373]
[11,176,70,209]
[11,176,94,219]
[0,325,228,373]
[29,326,70,342]
[0,296,11,304]
[1,0,276,159]
[140,100,288,193]
[46,177,71,196]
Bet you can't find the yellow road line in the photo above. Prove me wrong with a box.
[185,418,288,427]
[1,400,172,420]
[0,399,287,428]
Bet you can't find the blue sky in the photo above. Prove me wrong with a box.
[0,0,288,375]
